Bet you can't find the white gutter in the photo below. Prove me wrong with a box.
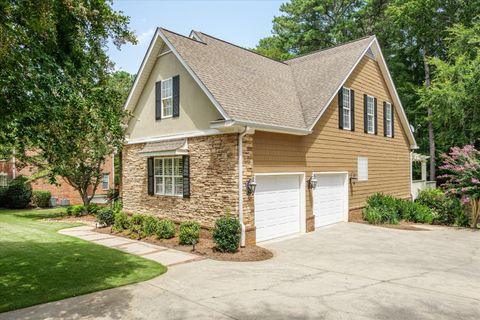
[238,126,249,247]
[210,120,311,136]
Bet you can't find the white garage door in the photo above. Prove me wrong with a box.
[313,173,347,228]
[254,175,301,242]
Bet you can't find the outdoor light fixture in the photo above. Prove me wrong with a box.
[246,178,257,195]
[349,173,358,184]
[308,176,318,189]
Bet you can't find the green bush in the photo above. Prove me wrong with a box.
[32,190,51,208]
[179,220,200,245]
[416,188,468,226]
[362,207,384,224]
[66,205,86,217]
[129,214,146,238]
[87,204,101,215]
[362,193,400,224]
[141,216,158,237]
[96,207,114,226]
[212,216,241,252]
[113,211,130,231]
[0,187,8,207]
[398,200,434,224]
[4,176,32,209]
[156,219,176,239]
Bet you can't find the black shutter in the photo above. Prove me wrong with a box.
[391,104,395,138]
[374,97,378,135]
[350,89,355,131]
[363,94,368,133]
[182,155,190,198]
[338,88,344,129]
[155,81,162,120]
[172,75,180,117]
[383,102,387,137]
[147,157,154,195]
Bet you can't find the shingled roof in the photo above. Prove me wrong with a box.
[125,28,416,146]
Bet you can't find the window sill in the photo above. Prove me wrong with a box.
[151,194,184,198]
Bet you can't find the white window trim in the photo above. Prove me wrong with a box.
[357,157,369,181]
[161,77,173,119]
[366,95,375,134]
[0,172,7,187]
[102,173,109,190]
[154,157,183,197]
[385,102,393,137]
[342,87,352,130]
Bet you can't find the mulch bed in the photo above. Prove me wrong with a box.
[96,226,273,262]
[44,214,97,225]
[352,220,430,231]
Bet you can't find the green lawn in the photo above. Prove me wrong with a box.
[0,208,166,313]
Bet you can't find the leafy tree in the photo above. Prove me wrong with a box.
[0,0,135,151]
[0,1,136,205]
[418,22,480,152]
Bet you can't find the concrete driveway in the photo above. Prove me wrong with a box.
[3,223,480,320]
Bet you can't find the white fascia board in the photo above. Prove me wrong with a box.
[210,119,311,136]
[370,38,417,149]
[307,37,376,132]
[157,29,230,120]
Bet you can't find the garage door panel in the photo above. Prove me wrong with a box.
[255,175,301,242]
[313,173,347,228]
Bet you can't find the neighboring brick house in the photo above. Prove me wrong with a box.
[122,28,417,245]
[0,159,15,188]
[1,156,114,205]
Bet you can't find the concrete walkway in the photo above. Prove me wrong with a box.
[59,226,202,267]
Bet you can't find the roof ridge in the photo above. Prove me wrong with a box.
[195,31,288,66]
[159,27,207,45]
[284,35,375,63]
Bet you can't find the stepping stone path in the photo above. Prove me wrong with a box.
[59,226,203,267]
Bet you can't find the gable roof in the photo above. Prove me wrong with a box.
[125,28,416,147]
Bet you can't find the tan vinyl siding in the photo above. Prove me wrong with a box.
[253,56,411,216]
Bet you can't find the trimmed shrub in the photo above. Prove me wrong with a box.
[129,214,146,238]
[96,207,114,226]
[362,193,400,224]
[113,211,130,231]
[66,205,86,217]
[4,176,32,209]
[416,188,468,226]
[212,217,241,252]
[141,216,158,237]
[179,220,200,245]
[156,219,176,239]
[32,190,51,208]
[87,204,101,215]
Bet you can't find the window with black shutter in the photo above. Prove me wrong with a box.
[147,157,154,195]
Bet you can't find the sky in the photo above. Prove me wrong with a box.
[108,0,284,74]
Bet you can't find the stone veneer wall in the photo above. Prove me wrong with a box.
[122,134,255,228]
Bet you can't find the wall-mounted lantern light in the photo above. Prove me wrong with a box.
[246,178,257,196]
[308,176,318,189]
[349,173,358,184]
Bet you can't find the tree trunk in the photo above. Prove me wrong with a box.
[471,198,479,228]
[423,52,436,181]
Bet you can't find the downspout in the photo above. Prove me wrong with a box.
[238,126,249,247]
